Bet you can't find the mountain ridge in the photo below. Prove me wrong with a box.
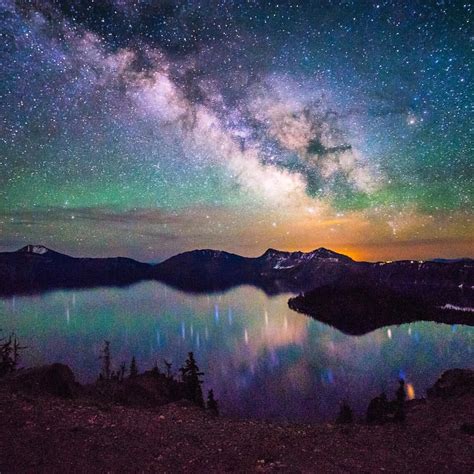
[7,243,473,265]
[1,243,473,333]
[0,244,472,298]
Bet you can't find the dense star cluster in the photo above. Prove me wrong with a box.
[0,0,472,260]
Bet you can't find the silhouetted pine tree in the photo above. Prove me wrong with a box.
[164,359,173,379]
[394,379,406,422]
[206,389,219,415]
[13,336,24,369]
[150,361,161,377]
[396,379,407,404]
[179,352,204,407]
[336,401,353,424]
[0,332,25,377]
[119,362,126,382]
[130,356,138,378]
[99,340,111,381]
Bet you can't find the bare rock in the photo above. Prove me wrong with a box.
[12,363,78,398]
[460,423,474,435]
[427,369,474,398]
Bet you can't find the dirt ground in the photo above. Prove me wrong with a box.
[1,385,473,473]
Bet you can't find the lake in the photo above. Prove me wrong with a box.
[0,281,472,422]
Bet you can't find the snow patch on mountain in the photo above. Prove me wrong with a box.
[273,262,296,269]
[440,304,474,313]
[263,247,350,270]
[21,245,49,255]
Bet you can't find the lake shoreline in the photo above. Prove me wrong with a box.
[1,365,473,472]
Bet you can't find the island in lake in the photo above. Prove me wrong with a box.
[1,244,472,334]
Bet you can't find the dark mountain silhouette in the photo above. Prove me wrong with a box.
[288,282,473,335]
[153,249,252,292]
[431,258,473,264]
[0,245,153,295]
[0,244,472,333]
[1,245,472,297]
[153,247,359,293]
[152,248,473,298]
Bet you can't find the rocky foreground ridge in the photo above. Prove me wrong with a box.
[0,365,473,472]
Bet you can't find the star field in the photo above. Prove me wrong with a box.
[0,0,472,261]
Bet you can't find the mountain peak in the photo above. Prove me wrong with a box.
[190,249,238,259]
[16,245,72,260]
[18,244,51,255]
[261,247,352,261]
[261,248,288,257]
[307,247,353,262]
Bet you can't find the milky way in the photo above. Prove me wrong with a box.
[0,0,472,260]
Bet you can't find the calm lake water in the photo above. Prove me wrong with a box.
[0,281,472,422]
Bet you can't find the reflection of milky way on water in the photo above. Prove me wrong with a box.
[0,282,472,422]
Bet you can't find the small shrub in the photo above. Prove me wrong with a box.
[336,401,353,424]
[206,389,219,415]
[130,356,139,378]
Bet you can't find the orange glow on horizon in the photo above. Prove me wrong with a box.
[254,240,473,263]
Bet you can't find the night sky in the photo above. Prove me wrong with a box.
[1,0,472,261]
